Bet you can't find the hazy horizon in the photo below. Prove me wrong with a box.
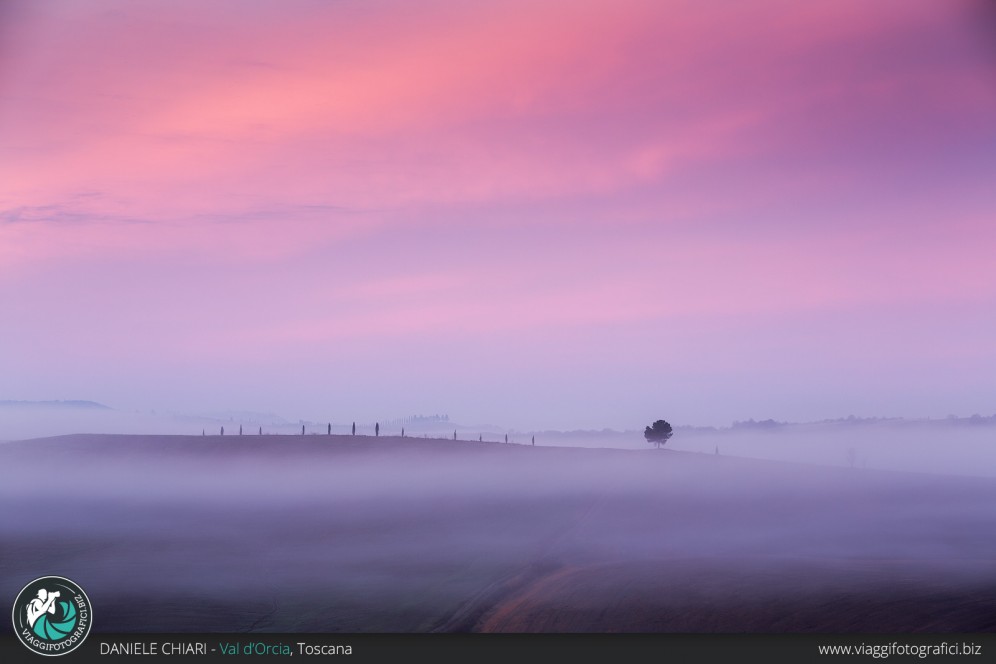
[2,398,995,437]
[2,0,995,431]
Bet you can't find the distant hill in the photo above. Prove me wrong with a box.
[0,400,110,409]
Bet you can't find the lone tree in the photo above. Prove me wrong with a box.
[644,419,674,449]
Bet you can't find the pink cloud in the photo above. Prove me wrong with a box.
[2,0,994,424]
[5,0,990,220]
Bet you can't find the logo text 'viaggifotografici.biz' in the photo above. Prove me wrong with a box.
[12,576,92,656]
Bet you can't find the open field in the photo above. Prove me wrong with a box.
[1,434,995,632]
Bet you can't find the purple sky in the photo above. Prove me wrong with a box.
[1,0,994,429]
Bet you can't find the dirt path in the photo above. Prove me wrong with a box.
[430,491,608,632]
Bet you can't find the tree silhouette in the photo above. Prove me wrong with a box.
[644,419,673,449]
[259,426,262,435]
[375,422,380,437]
[239,425,242,436]
[352,422,356,436]
[220,426,224,436]
[301,425,305,436]
[328,423,331,435]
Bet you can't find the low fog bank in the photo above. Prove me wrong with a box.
[537,418,996,479]
[5,406,994,479]
[669,419,996,478]
[1,434,995,632]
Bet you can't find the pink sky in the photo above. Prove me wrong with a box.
[2,0,994,429]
